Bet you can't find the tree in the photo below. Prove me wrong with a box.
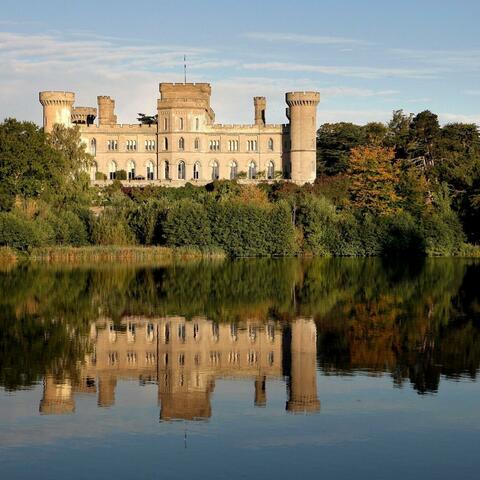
[137,113,158,125]
[347,146,401,215]
[317,123,366,176]
[385,110,414,159]
[409,110,440,162]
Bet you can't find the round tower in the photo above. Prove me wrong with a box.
[286,91,320,184]
[39,91,75,134]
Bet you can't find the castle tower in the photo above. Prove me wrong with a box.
[97,375,117,407]
[97,96,117,126]
[39,375,75,415]
[254,376,267,407]
[286,91,320,184]
[286,317,320,413]
[39,91,75,134]
[254,96,266,126]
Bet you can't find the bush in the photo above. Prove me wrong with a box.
[163,200,212,247]
[116,170,127,180]
[91,210,136,245]
[47,210,89,246]
[0,211,49,250]
[127,198,167,245]
[95,171,107,181]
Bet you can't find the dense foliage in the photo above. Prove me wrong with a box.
[1,112,480,256]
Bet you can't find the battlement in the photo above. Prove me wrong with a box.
[211,123,284,130]
[286,91,320,106]
[39,91,75,105]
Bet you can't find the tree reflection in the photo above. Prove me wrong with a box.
[0,258,479,397]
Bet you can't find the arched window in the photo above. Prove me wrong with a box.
[146,160,154,180]
[194,137,200,150]
[109,160,117,180]
[179,137,185,151]
[178,160,186,180]
[267,160,275,180]
[230,161,237,180]
[193,162,201,180]
[268,138,274,151]
[91,161,98,181]
[179,117,184,130]
[248,161,257,179]
[127,160,136,180]
[195,117,200,131]
[163,137,168,151]
[90,138,96,156]
[164,161,170,180]
[211,160,219,180]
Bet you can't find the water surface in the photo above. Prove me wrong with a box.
[0,258,479,479]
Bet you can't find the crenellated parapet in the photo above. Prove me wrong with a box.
[39,91,75,133]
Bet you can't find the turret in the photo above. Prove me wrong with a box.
[39,376,75,415]
[286,91,320,184]
[71,106,97,125]
[39,91,75,134]
[286,318,320,413]
[97,96,117,126]
[254,96,266,126]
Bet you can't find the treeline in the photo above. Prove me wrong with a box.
[1,113,480,256]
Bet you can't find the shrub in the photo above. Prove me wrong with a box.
[47,210,89,246]
[95,171,107,181]
[163,200,212,247]
[91,210,136,245]
[116,170,127,180]
[0,211,48,250]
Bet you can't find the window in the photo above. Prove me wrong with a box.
[193,162,201,180]
[230,161,237,180]
[146,323,155,341]
[178,160,186,180]
[146,160,154,180]
[145,139,155,151]
[127,160,136,180]
[247,140,257,152]
[267,161,275,180]
[126,140,137,151]
[209,139,220,151]
[90,138,96,156]
[193,323,200,340]
[211,160,219,180]
[164,160,170,180]
[230,323,238,341]
[108,160,117,180]
[179,137,185,151]
[212,322,220,341]
[268,138,274,151]
[179,117,184,130]
[163,137,168,151]
[248,161,257,179]
[91,161,98,181]
[195,117,200,130]
[107,139,118,151]
[194,137,200,150]
[228,139,239,152]
[163,117,168,131]
[178,324,186,342]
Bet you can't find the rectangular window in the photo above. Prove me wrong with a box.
[209,140,220,151]
[145,140,155,151]
[107,140,118,151]
[126,140,137,151]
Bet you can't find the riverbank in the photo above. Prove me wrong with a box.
[0,245,226,266]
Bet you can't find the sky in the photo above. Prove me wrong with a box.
[1,0,480,126]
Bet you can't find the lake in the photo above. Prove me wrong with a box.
[0,258,479,479]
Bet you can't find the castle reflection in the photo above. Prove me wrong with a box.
[40,317,320,420]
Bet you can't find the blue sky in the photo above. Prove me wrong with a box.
[2,0,480,125]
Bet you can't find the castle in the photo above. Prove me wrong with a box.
[39,316,320,419]
[39,82,320,185]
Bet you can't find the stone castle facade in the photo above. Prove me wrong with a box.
[39,82,320,185]
[39,317,320,419]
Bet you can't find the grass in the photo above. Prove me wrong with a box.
[1,245,226,265]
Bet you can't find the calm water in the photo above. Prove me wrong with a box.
[0,258,479,479]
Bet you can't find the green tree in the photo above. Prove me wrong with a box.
[348,146,401,215]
